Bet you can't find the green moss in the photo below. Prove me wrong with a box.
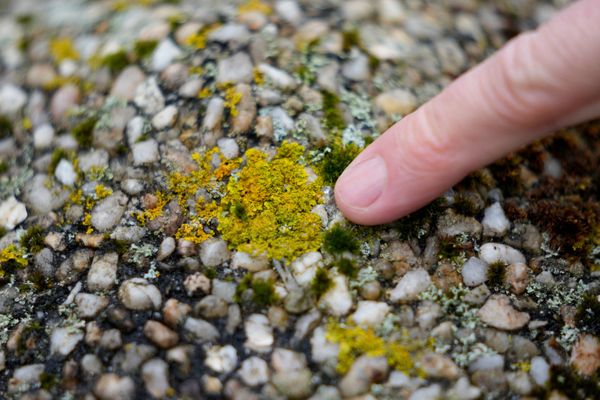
[342,29,361,52]
[0,227,7,238]
[251,279,279,307]
[19,225,45,254]
[335,257,357,278]
[318,140,361,185]
[323,223,359,255]
[575,292,600,336]
[0,115,13,139]
[486,261,507,290]
[72,116,98,148]
[39,372,58,391]
[16,14,34,26]
[321,90,345,134]
[452,193,480,217]
[100,50,129,73]
[111,239,129,256]
[549,364,600,399]
[310,267,333,299]
[489,155,523,196]
[204,267,217,279]
[0,161,7,174]
[134,40,158,60]
[396,197,446,240]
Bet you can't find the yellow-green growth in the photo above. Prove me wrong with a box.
[224,87,242,117]
[238,0,272,15]
[0,244,28,279]
[318,140,361,185]
[326,321,420,375]
[220,141,323,260]
[185,23,220,49]
[50,38,79,62]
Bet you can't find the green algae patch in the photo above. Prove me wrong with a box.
[325,321,431,375]
[220,141,323,261]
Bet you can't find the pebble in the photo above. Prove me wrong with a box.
[183,317,219,343]
[195,295,228,319]
[33,123,55,149]
[94,373,135,400]
[157,237,176,261]
[79,149,109,172]
[151,105,178,130]
[275,0,303,26]
[505,263,529,295]
[0,84,27,115]
[420,352,460,379]
[203,97,225,132]
[447,377,481,400]
[50,327,84,357]
[50,84,80,122]
[477,294,530,330]
[0,195,27,230]
[570,334,600,376]
[244,313,274,353]
[144,320,179,349]
[54,159,77,186]
[111,66,146,101]
[375,89,417,117]
[339,355,388,397]
[8,364,45,393]
[389,268,431,303]
[205,345,238,373]
[479,243,526,265]
[409,384,442,400]
[209,23,251,48]
[87,252,118,291]
[240,356,270,386]
[461,257,488,287]
[231,83,256,134]
[350,301,390,327]
[469,354,504,372]
[26,64,57,87]
[141,358,170,398]
[75,293,109,319]
[91,191,128,232]
[24,174,70,214]
[118,278,162,310]
[318,274,353,316]
[258,63,297,90]
[200,238,231,267]
[183,272,211,296]
[217,52,254,85]
[135,77,165,114]
[217,137,240,159]
[377,0,406,24]
[482,203,510,236]
[272,368,314,398]
[530,356,550,386]
[81,354,103,377]
[132,139,160,166]
[342,52,370,81]
[152,39,182,72]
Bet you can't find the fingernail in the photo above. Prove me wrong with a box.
[336,155,387,208]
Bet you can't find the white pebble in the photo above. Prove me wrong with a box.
[50,327,84,357]
[350,301,390,327]
[200,238,231,267]
[239,356,270,386]
[461,257,488,287]
[118,278,162,310]
[217,138,240,159]
[530,356,550,386]
[151,105,178,130]
[151,39,182,72]
[205,345,238,373]
[244,314,273,353]
[33,124,55,149]
[54,159,77,186]
[482,202,510,236]
[0,84,27,115]
[389,268,431,303]
[0,195,27,230]
[479,243,526,265]
[132,139,159,166]
[318,274,353,316]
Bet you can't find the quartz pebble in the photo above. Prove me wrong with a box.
[118,278,162,310]
[478,294,530,330]
[389,268,431,302]
[0,196,27,230]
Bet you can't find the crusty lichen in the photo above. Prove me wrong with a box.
[220,141,323,260]
[326,321,429,375]
[50,37,79,62]
[0,244,28,279]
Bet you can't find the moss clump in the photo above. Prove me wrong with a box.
[220,141,323,261]
[0,161,8,174]
[100,50,129,73]
[396,197,446,241]
[323,223,359,255]
[549,364,600,399]
[0,115,13,139]
[342,29,361,53]
[575,293,600,336]
[19,226,45,254]
[251,279,279,307]
[321,90,346,134]
[133,40,158,59]
[335,258,358,278]
[452,192,480,217]
[318,140,361,185]
[486,261,507,290]
[489,154,524,196]
[310,267,333,299]
[326,321,423,375]
[204,267,217,279]
[0,227,7,238]
[71,116,98,148]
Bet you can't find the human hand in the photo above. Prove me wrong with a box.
[334,0,600,225]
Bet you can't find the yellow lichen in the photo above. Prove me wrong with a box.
[325,321,430,375]
[0,244,28,278]
[136,191,170,225]
[94,184,113,200]
[198,87,213,99]
[238,0,272,15]
[223,87,242,117]
[253,67,265,85]
[185,23,220,50]
[82,213,93,234]
[219,141,323,260]
[50,37,80,62]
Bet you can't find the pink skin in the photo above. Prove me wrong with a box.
[335,0,600,226]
